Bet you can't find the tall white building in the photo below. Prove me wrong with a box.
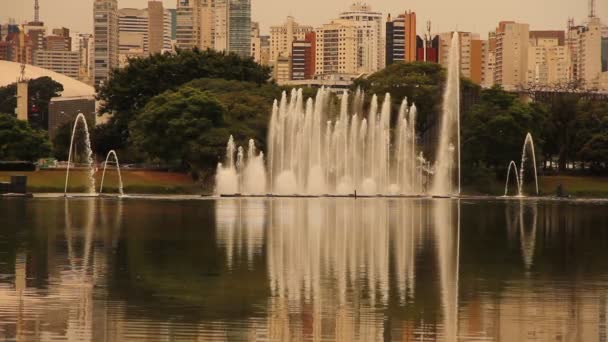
[315,19,358,75]
[94,0,119,87]
[338,2,384,73]
[495,21,529,90]
[527,31,568,86]
[569,17,602,88]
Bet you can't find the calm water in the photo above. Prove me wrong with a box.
[0,197,607,341]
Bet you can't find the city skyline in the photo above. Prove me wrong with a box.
[0,0,601,37]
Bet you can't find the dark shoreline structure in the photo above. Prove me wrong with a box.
[0,175,32,197]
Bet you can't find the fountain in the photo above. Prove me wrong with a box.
[215,136,267,195]
[64,113,96,196]
[504,133,539,197]
[504,161,520,196]
[431,32,461,197]
[215,31,462,197]
[519,133,539,196]
[264,88,421,196]
[99,150,124,196]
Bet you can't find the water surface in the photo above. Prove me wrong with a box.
[0,197,607,341]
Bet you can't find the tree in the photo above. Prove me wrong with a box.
[0,113,52,161]
[98,49,272,150]
[129,87,227,173]
[51,122,72,161]
[578,133,608,170]
[461,86,546,175]
[0,77,64,129]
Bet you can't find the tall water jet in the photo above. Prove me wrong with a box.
[504,160,520,196]
[432,32,461,196]
[99,150,124,196]
[64,113,96,195]
[519,133,539,196]
[215,136,267,195]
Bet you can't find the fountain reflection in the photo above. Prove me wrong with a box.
[216,198,461,341]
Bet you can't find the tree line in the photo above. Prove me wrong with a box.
[0,49,606,186]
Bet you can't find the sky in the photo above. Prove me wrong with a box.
[0,0,603,37]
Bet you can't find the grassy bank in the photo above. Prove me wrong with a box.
[464,175,608,198]
[0,169,203,194]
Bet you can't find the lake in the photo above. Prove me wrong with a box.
[0,197,607,341]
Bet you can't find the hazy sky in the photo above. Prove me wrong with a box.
[1,0,603,37]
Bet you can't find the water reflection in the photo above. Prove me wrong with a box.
[0,198,607,341]
[216,198,462,341]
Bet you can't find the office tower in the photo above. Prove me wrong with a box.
[386,11,418,65]
[214,0,251,57]
[494,21,530,90]
[168,9,177,40]
[94,0,119,87]
[416,35,439,62]
[291,32,316,80]
[270,16,313,64]
[527,31,568,86]
[339,2,384,72]
[315,19,358,75]
[148,1,164,54]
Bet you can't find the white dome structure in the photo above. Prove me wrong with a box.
[0,60,95,98]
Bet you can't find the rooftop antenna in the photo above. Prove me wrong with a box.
[34,0,40,23]
[589,0,596,18]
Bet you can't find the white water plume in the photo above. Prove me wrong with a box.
[215,136,267,195]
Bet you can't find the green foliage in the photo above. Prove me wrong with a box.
[184,78,282,151]
[98,49,272,150]
[0,77,63,128]
[0,113,52,161]
[51,122,72,160]
[353,62,480,134]
[129,87,227,172]
[461,86,546,171]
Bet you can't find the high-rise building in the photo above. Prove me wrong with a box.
[260,35,271,66]
[118,8,148,62]
[229,0,251,57]
[315,19,358,75]
[118,6,173,64]
[168,9,177,40]
[200,0,215,50]
[251,21,261,62]
[494,21,529,90]
[386,12,418,65]
[481,32,496,87]
[34,50,80,78]
[148,1,164,54]
[214,0,252,57]
[94,0,119,87]
[270,17,313,64]
[74,33,94,85]
[439,31,483,84]
[569,17,602,87]
[176,0,200,49]
[291,32,316,80]
[339,3,385,72]
[527,31,568,86]
[416,35,439,63]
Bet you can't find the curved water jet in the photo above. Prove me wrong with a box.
[64,113,96,195]
[99,150,124,196]
[504,161,520,196]
[519,133,539,196]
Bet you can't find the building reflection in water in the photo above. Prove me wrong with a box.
[0,199,123,341]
